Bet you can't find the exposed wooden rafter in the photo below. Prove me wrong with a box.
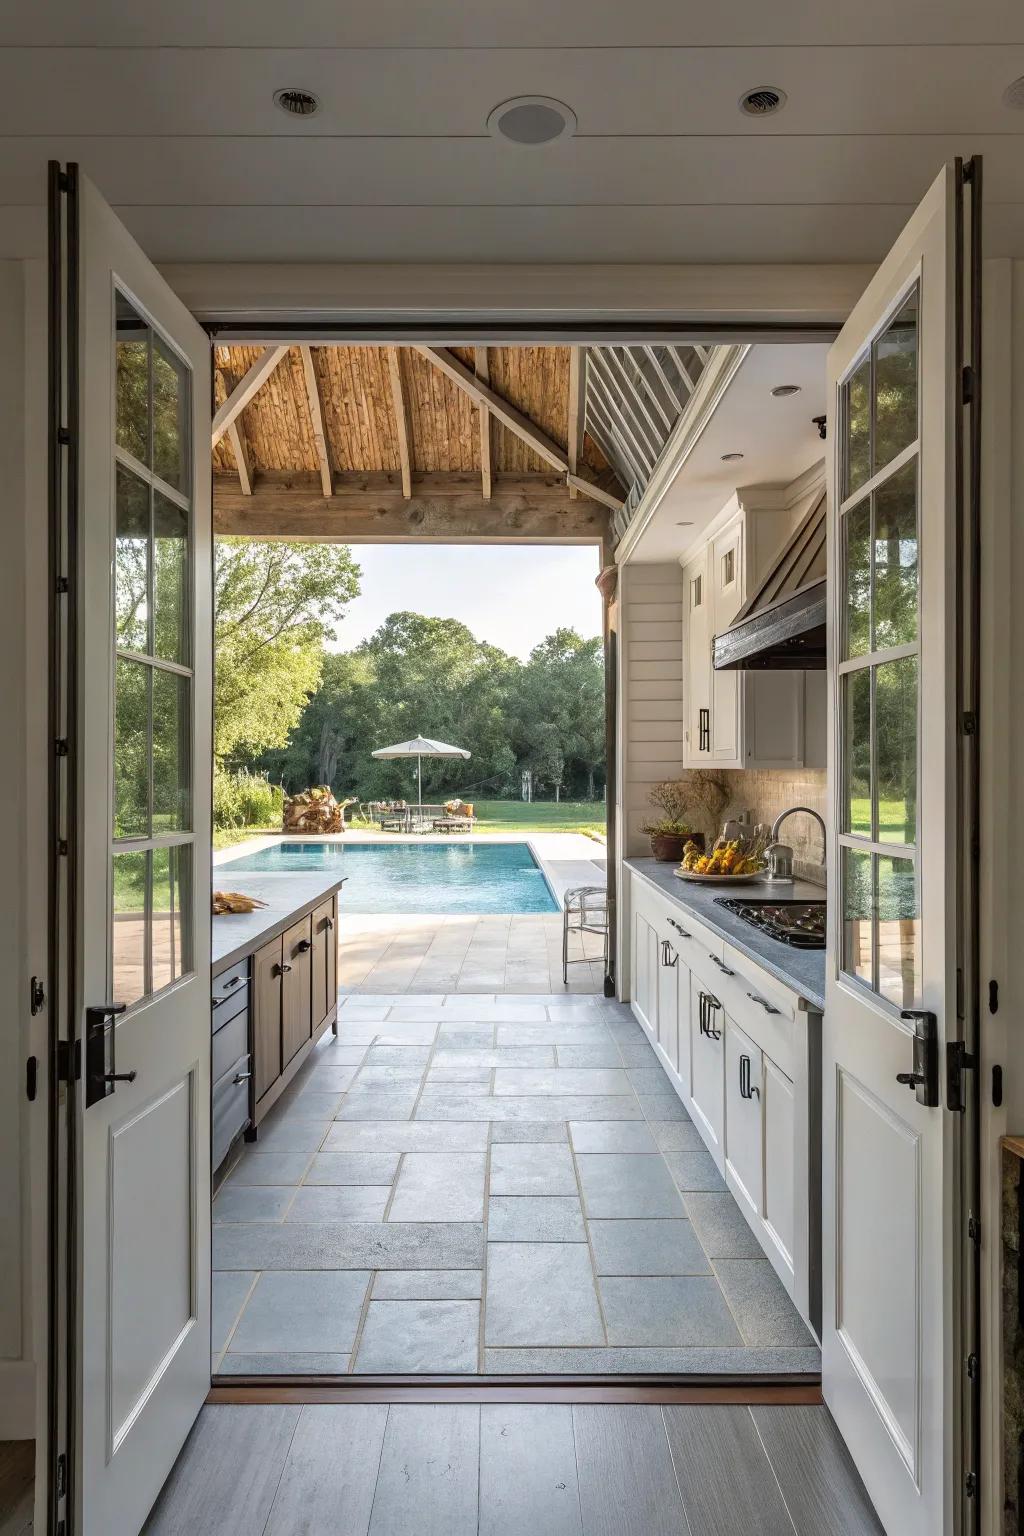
[567,346,585,501]
[299,345,332,496]
[211,345,289,447]
[387,348,414,499]
[227,422,252,495]
[565,474,624,514]
[413,345,569,474]
[474,346,492,501]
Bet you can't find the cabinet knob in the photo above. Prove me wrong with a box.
[273,962,292,977]
[296,939,312,953]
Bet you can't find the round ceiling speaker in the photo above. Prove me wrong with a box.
[274,88,320,118]
[487,96,577,146]
[739,86,787,117]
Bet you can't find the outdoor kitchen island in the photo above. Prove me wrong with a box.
[211,871,346,1175]
[624,857,825,1334]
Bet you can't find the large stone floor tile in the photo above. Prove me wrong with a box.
[231,1270,371,1353]
[663,1149,728,1193]
[373,1269,482,1300]
[649,1121,702,1151]
[482,1346,822,1374]
[485,1243,604,1347]
[388,1153,487,1222]
[493,1068,631,1096]
[489,1143,577,1196]
[216,1352,351,1375]
[488,1196,586,1242]
[213,1186,294,1223]
[324,1121,489,1153]
[305,1151,401,1185]
[335,1092,418,1122]
[712,1259,815,1346]
[682,1193,764,1259]
[489,1121,568,1144]
[286,1186,390,1222]
[213,1221,484,1271]
[569,1122,657,1154]
[249,1117,332,1154]
[598,1276,742,1346]
[354,1300,480,1373]
[496,1024,613,1046]
[211,1270,255,1356]
[588,1218,711,1277]
[416,1094,642,1122]
[226,1152,313,1187]
[554,1043,624,1068]
[575,1154,685,1218]
[433,1046,556,1068]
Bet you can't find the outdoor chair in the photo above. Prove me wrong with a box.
[562,885,611,984]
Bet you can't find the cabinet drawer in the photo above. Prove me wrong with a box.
[699,951,798,1078]
[212,978,249,1033]
[212,958,248,1008]
[212,1006,249,1084]
[724,1019,763,1222]
[212,1053,251,1170]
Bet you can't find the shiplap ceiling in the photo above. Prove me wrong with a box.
[0,0,1022,262]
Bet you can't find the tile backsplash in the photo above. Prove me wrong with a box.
[721,768,828,886]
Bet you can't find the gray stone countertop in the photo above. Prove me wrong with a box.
[212,871,347,973]
[625,857,826,1012]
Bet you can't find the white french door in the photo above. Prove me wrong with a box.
[53,167,213,1536]
[824,161,977,1536]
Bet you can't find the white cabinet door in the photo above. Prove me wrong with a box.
[709,521,744,765]
[682,550,711,767]
[724,1018,763,1222]
[745,670,806,769]
[689,974,725,1163]
[762,1056,796,1275]
[632,910,658,1039]
[656,936,681,1073]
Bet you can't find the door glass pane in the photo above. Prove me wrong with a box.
[877,855,920,1009]
[113,850,148,1008]
[115,294,150,466]
[873,458,918,650]
[153,336,189,492]
[876,655,917,845]
[842,847,873,987]
[114,658,150,837]
[845,355,870,497]
[843,668,871,835]
[152,844,191,990]
[152,669,191,832]
[873,290,918,473]
[115,464,150,652]
[843,497,871,659]
[153,491,189,663]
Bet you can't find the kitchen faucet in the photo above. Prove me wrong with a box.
[766,806,827,883]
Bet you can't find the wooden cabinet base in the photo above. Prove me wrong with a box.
[252,1003,338,1132]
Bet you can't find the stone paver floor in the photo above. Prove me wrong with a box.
[212,993,819,1377]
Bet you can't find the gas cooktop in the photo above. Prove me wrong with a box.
[714,897,826,950]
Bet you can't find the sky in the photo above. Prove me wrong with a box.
[329,544,604,660]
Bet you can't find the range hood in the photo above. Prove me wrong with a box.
[712,488,826,671]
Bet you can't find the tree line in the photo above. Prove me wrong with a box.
[215,539,606,806]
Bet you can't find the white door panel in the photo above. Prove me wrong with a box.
[823,160,971,1536]
[66,166,212,1536]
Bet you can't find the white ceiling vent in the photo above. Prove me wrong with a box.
[273,88,320,118]
[487,97,577,146]
[739,87,787,118]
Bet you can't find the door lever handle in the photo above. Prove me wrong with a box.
[896,1009,939,1107]
[85,1002,132,1107]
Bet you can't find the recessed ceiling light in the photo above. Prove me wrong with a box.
[274,88,320,118]
[675,520,694,527]
[739,86,787,118]
[771,383,802,398]
[487,96,577,146]
[721,452,744,462]
[1004,76,1024,109]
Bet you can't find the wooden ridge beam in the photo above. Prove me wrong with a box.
[387,348,414,499]
[413,345,569,474]
[474,346,492,501]
[213,471,610,544]
[211,345,289,446]
[299,345,332,496]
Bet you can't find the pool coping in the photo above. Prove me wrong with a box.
[212,830,606,915]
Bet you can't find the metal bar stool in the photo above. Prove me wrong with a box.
[562,885,611,984]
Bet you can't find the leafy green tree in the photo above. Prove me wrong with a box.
[214,539,360,765]
[515,629,605,799]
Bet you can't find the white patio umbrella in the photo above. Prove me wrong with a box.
[370,734,471,810]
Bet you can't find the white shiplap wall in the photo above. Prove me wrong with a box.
[618,562,686,857]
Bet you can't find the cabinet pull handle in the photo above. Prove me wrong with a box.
[273,962,292,977]
[746,991,780,1015]
[710,954,735,977]
[739,1053,760,1100]
[325,917,335,930]
[296,939,312,953]
[667,918,691,939]
[660,940,678,969]
[698,991,722,1040]
[222,974,241,990]
[232,1071,252,1085]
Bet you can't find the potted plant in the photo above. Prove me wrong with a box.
[640,781,705,863]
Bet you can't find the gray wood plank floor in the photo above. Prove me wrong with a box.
[143,1402,882,1535]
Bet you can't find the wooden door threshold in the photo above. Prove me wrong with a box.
[208,1374,823,1406]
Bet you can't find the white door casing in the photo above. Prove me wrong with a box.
[823,163,965,1536]
[74,170,212,1536]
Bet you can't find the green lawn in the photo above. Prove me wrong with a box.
[464,800,606,837]
[213,824,279,851]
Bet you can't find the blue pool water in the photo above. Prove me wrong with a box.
[219,840,559,915]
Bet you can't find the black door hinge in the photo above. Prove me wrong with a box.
[966,1352,980,1380]
[26,1056,37,1102]
[961,709,977,736]
[989,979,999,1014]
[947,1040,975,1113]
[55,1039,80,1085]
[965,1470,977,1500]
[56,1451,67,1498]
[968,1212,981,1245]
[994,1064,1004,1108]
[55,737,69,757]
[30,975,45,1014]
[962,366,975,405]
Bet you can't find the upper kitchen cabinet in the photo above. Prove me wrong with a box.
[681,471,823,771]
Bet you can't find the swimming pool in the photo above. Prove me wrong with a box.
[218,840,560,915]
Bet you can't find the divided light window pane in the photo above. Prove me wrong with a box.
[114,657,150,837]
[152,669,192,833]
[843,497,871,659]
[875,655,918,845]
[115,463,149,652]
[152,845,192,991]
[873,458,918,650]
[873,292,918,474]
[112,850,148,1009]
[877,856,920,1009]
[845,355,870,497]
[842,847,872,988]
[153,490,189,664]
[153,335,190,492]
[115,294,150,466]
[843,668,871,837]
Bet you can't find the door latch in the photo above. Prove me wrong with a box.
[896,1009,939,1107]
[85,1002,134,1108]
[947,1038,976,1114]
